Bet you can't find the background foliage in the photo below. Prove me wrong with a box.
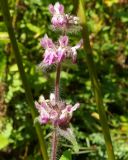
[0,0,128,159]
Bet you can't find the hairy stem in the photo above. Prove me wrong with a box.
[55,63,61,102]
[0,0,48,160]
[51,128,58,160]
[77,0,115,160]
[52,62,61,159]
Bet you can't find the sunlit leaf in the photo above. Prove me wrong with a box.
[59,150,72,160]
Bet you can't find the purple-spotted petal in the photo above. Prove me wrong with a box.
[50,110,58,120]
[40,101,48,110]
[66,103,80,114]
[39,116,49,124]
[35,101,48,113]
[43,48,57,65]
[66,105,72,112]
[51,15,67,27]
[40,108,49,119]
[59,36,69,47]
[48,52,54,65]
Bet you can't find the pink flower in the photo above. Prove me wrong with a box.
[49,2,67,28]
[43,48,58,65]
[40,34,83,67]
[57,36,68,62]
[71,39,83,63]
[40,35,58,66]
[35,94,80,126]
[59,103,80,125]
[57,48,66,62]
[35,101,50,124]
[48,2,80,31]
[59,35,69,47]
[57,36,83,63]
[40,34,54,49]
[51,15,67,28]
[58,37,83,63]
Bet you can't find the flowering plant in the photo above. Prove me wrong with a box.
[35,2,82,160]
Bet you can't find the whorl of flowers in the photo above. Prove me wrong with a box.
[35,93,80,126]
[49,2,80,30]
[40,34,83,67]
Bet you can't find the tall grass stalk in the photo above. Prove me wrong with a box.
[0,0,48,159]
[77,0,115,159]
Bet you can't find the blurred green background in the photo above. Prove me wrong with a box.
[0,0,128,159]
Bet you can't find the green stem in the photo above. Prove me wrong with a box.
[77,0,115,160]
[12,0,20,29]
[0,1,48,160]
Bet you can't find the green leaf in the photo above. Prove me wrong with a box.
[26,23,41,33]
[58,127,79,152]
[0,135,9,149]
[59,150,72,160]
[0,32,9,41]
[0,119,13,149]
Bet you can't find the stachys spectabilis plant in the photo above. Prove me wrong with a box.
[35,2,83,160]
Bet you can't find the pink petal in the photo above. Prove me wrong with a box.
[66,105,72,112]
[65,103,80,113]
[40,108,50,119]
[51,16,58,26]
[57,48,65,62]
[59,111,71,125]
[39,116,49,124]
[71,39,83,63]
[73,39,83,50]
[50,93,55,101]
[72,50,77,63]
[48,52,54,65]
[59,111,66,120]
[58,4,64,14]
[40,34,54,49]
[43,50,50,63]
[54,2,64,14]
[43,49,57,65]
[50,110,58,120]
[49,4,54,14]
[71,103,80,112]
[41,102,48,109]
[35,101,40,110]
